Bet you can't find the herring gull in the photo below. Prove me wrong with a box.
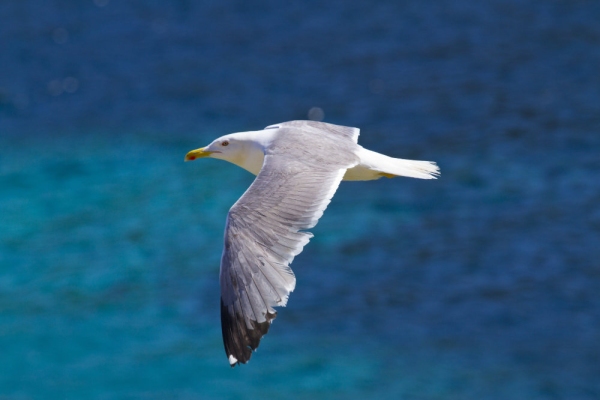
[185,120,439,367]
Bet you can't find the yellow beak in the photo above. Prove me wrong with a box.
[185,147,214,162]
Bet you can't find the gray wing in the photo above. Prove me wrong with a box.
[265,120,360,143]
[220,123,360,366]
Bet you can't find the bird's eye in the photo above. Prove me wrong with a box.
[222,140,229,147]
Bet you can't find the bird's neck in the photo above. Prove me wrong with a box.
[234,147,264,176]
[229,129,276,176]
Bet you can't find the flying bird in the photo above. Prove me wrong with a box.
[185,120,439,367]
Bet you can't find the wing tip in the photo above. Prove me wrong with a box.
[228,354,239,367]
[221,298,277,367]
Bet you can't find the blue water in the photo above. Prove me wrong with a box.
[1,1,600,399]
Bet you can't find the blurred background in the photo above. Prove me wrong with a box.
[1,0,599,399]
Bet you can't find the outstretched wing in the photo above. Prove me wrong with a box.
[265,120,360,143]
[220,122,360,366]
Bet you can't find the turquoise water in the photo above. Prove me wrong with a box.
[2,0,600,398]
[1,131,598,399]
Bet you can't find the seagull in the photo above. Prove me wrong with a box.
[185,120,439,367]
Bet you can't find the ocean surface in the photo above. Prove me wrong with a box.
[1,1,599,399]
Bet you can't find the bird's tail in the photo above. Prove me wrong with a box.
[380,158,440,179]
[364,149,440,180]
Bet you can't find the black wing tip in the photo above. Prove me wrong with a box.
[220,298,277,367]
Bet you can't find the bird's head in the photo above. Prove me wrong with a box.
[185,135,243,163]
[185,131,270,176]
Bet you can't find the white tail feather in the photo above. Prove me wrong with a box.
[343,147,440,181]
[382,157,440,179]
[362,147,440,179]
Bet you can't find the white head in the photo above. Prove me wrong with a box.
[184,130,271,175]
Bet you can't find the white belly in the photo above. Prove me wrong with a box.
[342,164,384,181]
[342,147,389,181]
